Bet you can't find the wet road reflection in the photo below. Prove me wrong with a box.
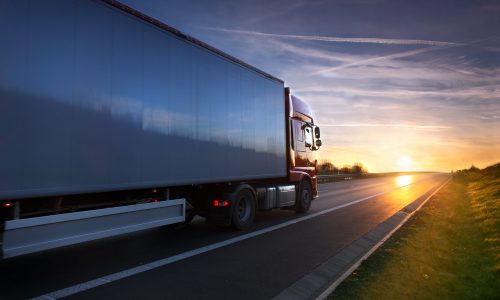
[396,175,413,187]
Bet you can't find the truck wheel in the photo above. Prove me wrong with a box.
[296,180,312,213]
[231,188,255,230]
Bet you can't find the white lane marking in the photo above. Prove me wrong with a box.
[33,187,401,299]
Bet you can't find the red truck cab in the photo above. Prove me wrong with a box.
[285,88,322,202]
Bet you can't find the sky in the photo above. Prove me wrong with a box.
[121,0,500,172]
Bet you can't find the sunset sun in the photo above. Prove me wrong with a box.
[398,155,413,171]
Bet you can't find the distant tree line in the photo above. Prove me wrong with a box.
[317,159,368,175]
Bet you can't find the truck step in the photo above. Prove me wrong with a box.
[2,199,185,258]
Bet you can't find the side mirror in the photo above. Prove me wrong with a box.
[314,126,321,138]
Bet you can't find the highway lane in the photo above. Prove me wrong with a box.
[0,173,449,299]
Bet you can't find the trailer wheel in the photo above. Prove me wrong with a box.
[231,188,255,230]
[296,180,312,213]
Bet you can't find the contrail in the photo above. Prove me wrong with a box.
[205,27,465,74]
[312,45,449,74]
[207,28,463,47]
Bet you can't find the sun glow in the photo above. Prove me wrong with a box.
[398,155,413,171]
[396,175,413,187]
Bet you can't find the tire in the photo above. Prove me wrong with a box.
[296,180,312,213]
[231,188,256,230]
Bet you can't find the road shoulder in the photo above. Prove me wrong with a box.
[272,176,450,300]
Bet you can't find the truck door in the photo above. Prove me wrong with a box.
[303,125,316,169]
[292,119,316,171]
[293,120,308,169]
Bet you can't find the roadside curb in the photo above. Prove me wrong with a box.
[272,176,451,300]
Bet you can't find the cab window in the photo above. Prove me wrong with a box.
[294,121,304,142]
[293,120,305,152]
[304,126,313,148]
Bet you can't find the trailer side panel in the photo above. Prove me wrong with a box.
[0,0,286,199]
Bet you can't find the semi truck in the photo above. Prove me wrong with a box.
[0,0,322,258]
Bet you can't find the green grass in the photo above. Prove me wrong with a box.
[331,164,500,300]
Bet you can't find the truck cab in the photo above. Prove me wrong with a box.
[286,88,322,201]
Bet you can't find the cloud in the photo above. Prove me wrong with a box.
[320,123,452,131]
[296,84,500,101]
[201,24,500,171]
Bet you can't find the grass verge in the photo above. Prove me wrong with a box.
[331,164,500,299]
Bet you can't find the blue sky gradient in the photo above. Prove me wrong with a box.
[122,0,500,172]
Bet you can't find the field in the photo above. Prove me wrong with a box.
[331,164,500,299]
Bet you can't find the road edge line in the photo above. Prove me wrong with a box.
[315,176,452,300]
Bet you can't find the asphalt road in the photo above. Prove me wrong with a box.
[0,173,449,299]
